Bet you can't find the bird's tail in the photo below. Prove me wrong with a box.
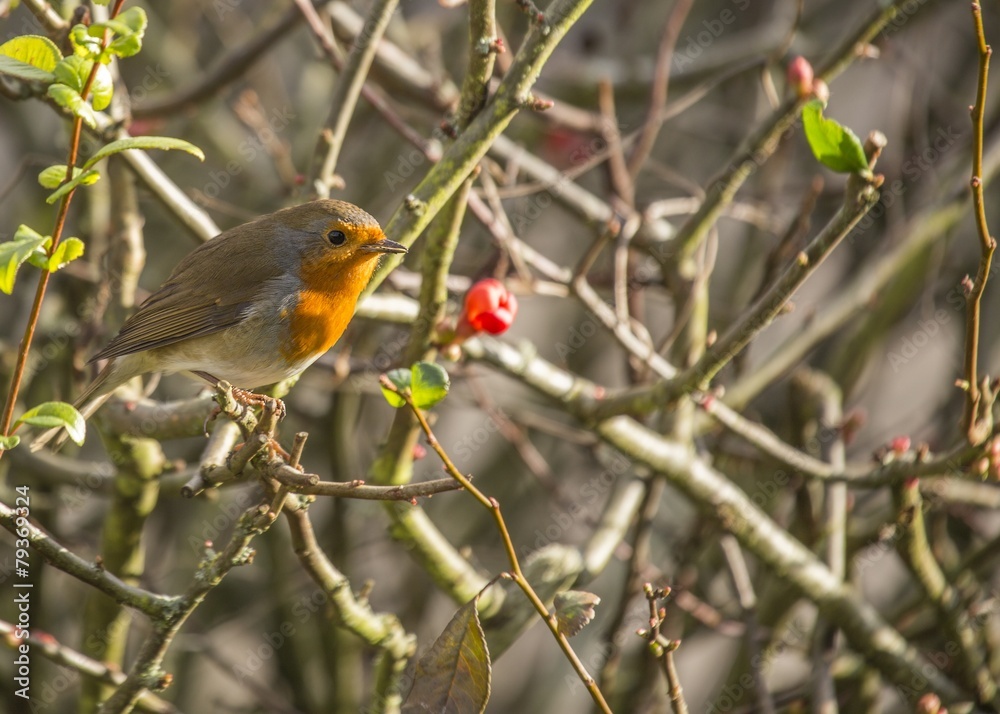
[29,368,115,452]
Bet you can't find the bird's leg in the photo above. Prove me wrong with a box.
[193,371,287,420]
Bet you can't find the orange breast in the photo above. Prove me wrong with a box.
[281,252,377,365]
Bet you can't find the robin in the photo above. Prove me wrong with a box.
[31,199,406,450]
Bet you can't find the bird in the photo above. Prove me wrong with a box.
[31,199,406,451]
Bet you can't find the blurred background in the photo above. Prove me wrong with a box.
[2,0,1000,712]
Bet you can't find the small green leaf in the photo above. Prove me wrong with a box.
[410,361,450,409]
[381,368,411,408]
[91,63,114,110]
[402,596,491,714]
[802,100,868,174]
[16,402,86,446]
[83,136,205,170]
[53,55,90,93]
[44,168,101,204]
[0,435,21,451]
[69,25,102,58]
[47,83,97,128]
[0,226,50,294]
[38,165,101,190]
[0,35,61,82]
[47,238,85,272]
[92,7,147,59]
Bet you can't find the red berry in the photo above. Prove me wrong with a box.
[461,279,518,335]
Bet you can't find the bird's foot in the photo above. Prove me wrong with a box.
[231,387,286,420]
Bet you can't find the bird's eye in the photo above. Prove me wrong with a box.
[327,229,347,246]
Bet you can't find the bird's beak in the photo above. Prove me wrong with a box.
[362,238,407,254]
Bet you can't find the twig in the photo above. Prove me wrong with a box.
[21,0,68,33]
[0,622,179,714]
[274,467,462,500]
[362,0,602,300]
[596,475,663,697]
[891,479,997,705]
[97,496,282,713]
[962,3,996,444]
[365,181,494,612]
[589,161,882,420]
[721,134,1000,412]
[626,0,694,179]
[669,0,921,268]
[284,505,415,714]
[461,335,970,705]
[638,584,688,714]
[791,370,844,714]
[132,4,309,118]
[302,0,400,197]
[719,536,774,714]
[0,500,174,619]
[379,376,613,714]
[0,1,130,455]
[454,0,500,131]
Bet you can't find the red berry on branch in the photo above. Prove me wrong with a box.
[461,278,518,335]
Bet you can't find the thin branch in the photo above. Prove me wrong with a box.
[131,4,308,118]
[302,0,400,197]
[454,0,500,131]
[461,335,972,705]
[962,3,996,443]
[892,479,997,705]
[380,376,613,714]
[590,162,882,420]
[626,0,694,179]
[0,500,174,620]
[284,505,415,714]
[669,0,920,267]
[0,622,179,714]
[362,0,602,299]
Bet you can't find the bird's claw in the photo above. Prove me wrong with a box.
[230,387,286,420]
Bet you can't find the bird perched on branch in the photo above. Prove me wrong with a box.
[32,199,406,451]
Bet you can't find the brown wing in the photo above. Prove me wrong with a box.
[91,222,288,362]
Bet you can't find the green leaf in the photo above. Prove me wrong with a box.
[45,168,101,204]
[90,63,114,110]
[0,435,21,451]
[0,35,61,82]
[403,597,491,714]
[68,25,102,59]
[801,100,869,174]
[410,361,450,409]
[38,164,101,190]
[53,55,90,93]
[47,238,85,272]
[47,83,97,128]
[93,7,147,59]
[82,136,205,170]
[0,226,49,294]
[381,368,411,408]
[15,402,86,446]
